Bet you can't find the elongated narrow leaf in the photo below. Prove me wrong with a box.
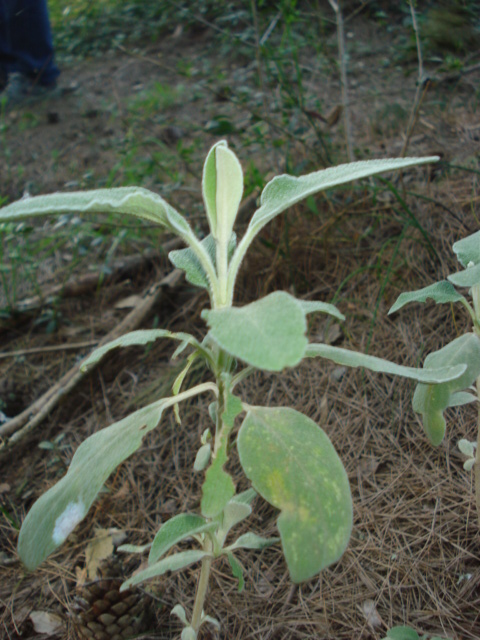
[81,329,202,372]
[248,157,438,237]
[448,262,480,288]
[149,514,216,565]
[227,552,245,592]
[214,144,244,244]
[228,532,280,551]
[202,141,226,236]
[203,291,307,371]
[201,449,235,518]
[298,300,345,321]
[305,343,466,384]
[227,157,439,294]
[452,230,480,267]
[120,550,209,591]
[18,400,167,571]
[237,406,352,582]
[0,187,177,228]
[169,233,236,289]
[389,281,466,314]
[216,501,252,546]
[412,333,480,445]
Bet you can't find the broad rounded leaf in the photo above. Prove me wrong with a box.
[237,406,352,582]
[203,291,307,371]
[149,514,216,565]
[388,281,466,315]
[452,230,480,267]
[18,400,166,570]
[305,343,466,384]
[0,187,176,228]
[121,550,209,591]
[385,627,420,640]
[412,333,480,445]
[81,329,202,371]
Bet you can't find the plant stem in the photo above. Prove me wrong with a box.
[191,553,213,634]
[476,375,480,527]
[328,0,354,162]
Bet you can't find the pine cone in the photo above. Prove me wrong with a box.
[71,559,151,640]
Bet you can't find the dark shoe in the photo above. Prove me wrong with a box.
[1,72,61,109]
[0,68,7,92]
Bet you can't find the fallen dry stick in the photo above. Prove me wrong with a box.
[0,268,183,446]
[0,237,182,321]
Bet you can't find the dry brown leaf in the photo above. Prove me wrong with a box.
[114,294,143,309]
[29,611,64,636]
[85,529,115,580]
[359,599,383,629]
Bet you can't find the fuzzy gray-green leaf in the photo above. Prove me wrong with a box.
[169,233,236,289]
[248,157,439,237]
[148,514,216,565]
[448,263,480,288]
[121,550,209,591]
[237,406,352,582]
[412,333,480,445]
[0,187,176,228]
[81,329,202,371]
[298,300,345,321]
[305,343,466,384]
[452,230,480,267]
[389,281,466,314]
[203,291,307,371]
[18,400,167,571]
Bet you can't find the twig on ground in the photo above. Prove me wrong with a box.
[0,269,183,446]
[0,238,182,320]
[0,341,99,360]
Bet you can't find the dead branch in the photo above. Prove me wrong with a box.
[0,268,183,446]
[0,237,182,320]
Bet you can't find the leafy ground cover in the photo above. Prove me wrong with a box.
[1,2,480,639]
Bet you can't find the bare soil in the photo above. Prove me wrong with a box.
[1,17,480,640]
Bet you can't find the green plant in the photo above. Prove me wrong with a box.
[382,625,451,640]
[389,226,480,521]
[0,142,466,638]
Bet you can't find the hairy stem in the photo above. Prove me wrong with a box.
[476,376,480,527]
[191,551,213,633]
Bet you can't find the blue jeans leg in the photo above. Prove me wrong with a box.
[0,0,60,85]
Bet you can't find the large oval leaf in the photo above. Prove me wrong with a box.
[203,291,307,371]
[0,187,176,227]
[237,406,352,582]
